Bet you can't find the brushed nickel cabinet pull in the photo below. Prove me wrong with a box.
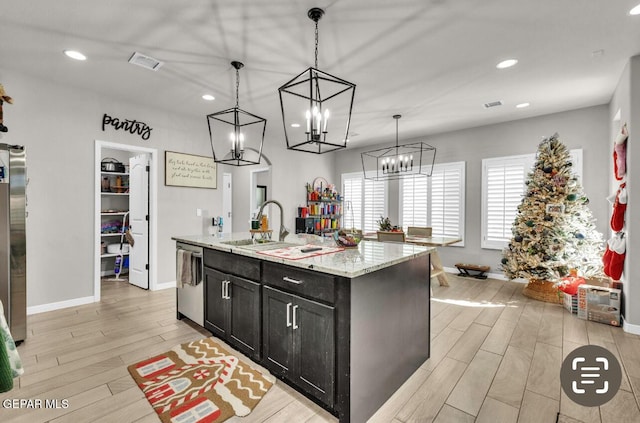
[292,305,299,330]
[283,276,302,285]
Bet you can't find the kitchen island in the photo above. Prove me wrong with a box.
[173,233,433,423]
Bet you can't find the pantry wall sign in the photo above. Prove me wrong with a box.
[102,113,153,140]
[165,151,217,189]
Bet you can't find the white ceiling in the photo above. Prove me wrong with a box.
[2,0,640,147]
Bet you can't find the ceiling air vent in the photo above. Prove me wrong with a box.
[483,100,503,109]
[128,52,163,71]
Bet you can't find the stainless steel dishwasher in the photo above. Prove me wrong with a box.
[176,242,204,326]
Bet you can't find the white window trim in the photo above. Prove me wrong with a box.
[481,149,583,250]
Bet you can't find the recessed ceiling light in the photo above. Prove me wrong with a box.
[630,4,640,15]
[63,50,86,61]
[496,59,518,69]
[291,123,301,128]
[202,94,215,101]
[516,102,530,109]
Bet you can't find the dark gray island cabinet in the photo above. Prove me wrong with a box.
[174,235,432,423]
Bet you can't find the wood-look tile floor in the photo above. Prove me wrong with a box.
[3,276,640,422]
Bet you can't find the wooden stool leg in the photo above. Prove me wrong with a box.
[430,250,449,287]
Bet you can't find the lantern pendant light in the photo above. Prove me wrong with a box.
[361,115,436,181]
[278,7,356,154]
[207,61,266,166]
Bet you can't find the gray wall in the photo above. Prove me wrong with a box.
[334,105,611,274]
[610,56,639,330]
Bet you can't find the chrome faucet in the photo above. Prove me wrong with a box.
[257,200,290,242]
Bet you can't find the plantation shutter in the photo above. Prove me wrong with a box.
[482,155,533,249]
[401,175,428,230]
[431,163,464,238]
[342,176,362,230]
[363,179,386,233]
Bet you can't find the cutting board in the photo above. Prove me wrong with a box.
[257,244,344,260]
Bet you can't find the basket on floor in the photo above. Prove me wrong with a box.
[522,279,563,304]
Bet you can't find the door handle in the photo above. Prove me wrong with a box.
[222,280,230,299]
[292,305,299,330]
[221,280,225,298]
[286,303,292,327]
[226,281,231,300]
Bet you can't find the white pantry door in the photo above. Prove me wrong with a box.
[129,154,149,289]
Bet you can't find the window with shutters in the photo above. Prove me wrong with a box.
[481,149,582,250]
[400,162,465,244]
[341,172,387,233]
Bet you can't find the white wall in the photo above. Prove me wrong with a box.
[334,105,611,274]
[610,56,640,332]
[0,70,221,308]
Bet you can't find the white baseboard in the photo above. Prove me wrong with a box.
[27,296,95,315]
[153,281,176,291]
[622,318,640,335]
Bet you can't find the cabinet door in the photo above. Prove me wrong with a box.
[262,286,294,378]
[204,267,228,337]
[228,275,261,360]
[293,296,335,408]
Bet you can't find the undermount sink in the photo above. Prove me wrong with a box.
[220,238,274,246]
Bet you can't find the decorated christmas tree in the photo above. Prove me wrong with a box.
[501,134,605,285]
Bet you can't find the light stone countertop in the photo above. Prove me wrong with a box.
[172,232,434,278]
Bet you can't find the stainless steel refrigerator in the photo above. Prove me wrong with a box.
[0,143,26,343]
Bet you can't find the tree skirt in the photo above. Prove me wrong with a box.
[128,337,275,423]
[522,279,563,304]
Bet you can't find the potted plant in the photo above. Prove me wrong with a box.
[377,216,393,231]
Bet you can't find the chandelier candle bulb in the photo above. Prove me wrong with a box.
[229,133,236,154]
[314,107,321,136]
[323,109,329,132]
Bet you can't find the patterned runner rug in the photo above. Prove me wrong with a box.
[128,337,275,423]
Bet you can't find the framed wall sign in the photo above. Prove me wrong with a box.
[165,151,217,189]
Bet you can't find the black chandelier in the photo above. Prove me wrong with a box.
[361,115,436,180]
[278,7,356,154]
[207,61,266,166]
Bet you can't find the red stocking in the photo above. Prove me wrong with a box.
[613,124,628,180]
[610,183,627,232]
[603,236,626,281]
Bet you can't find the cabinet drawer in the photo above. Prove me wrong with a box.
[262,262,335,304]
[204,248,261,281]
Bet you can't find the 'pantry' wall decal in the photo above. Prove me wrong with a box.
[102,113,153,140]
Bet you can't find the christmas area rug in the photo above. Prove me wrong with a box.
[128,337,275,423]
